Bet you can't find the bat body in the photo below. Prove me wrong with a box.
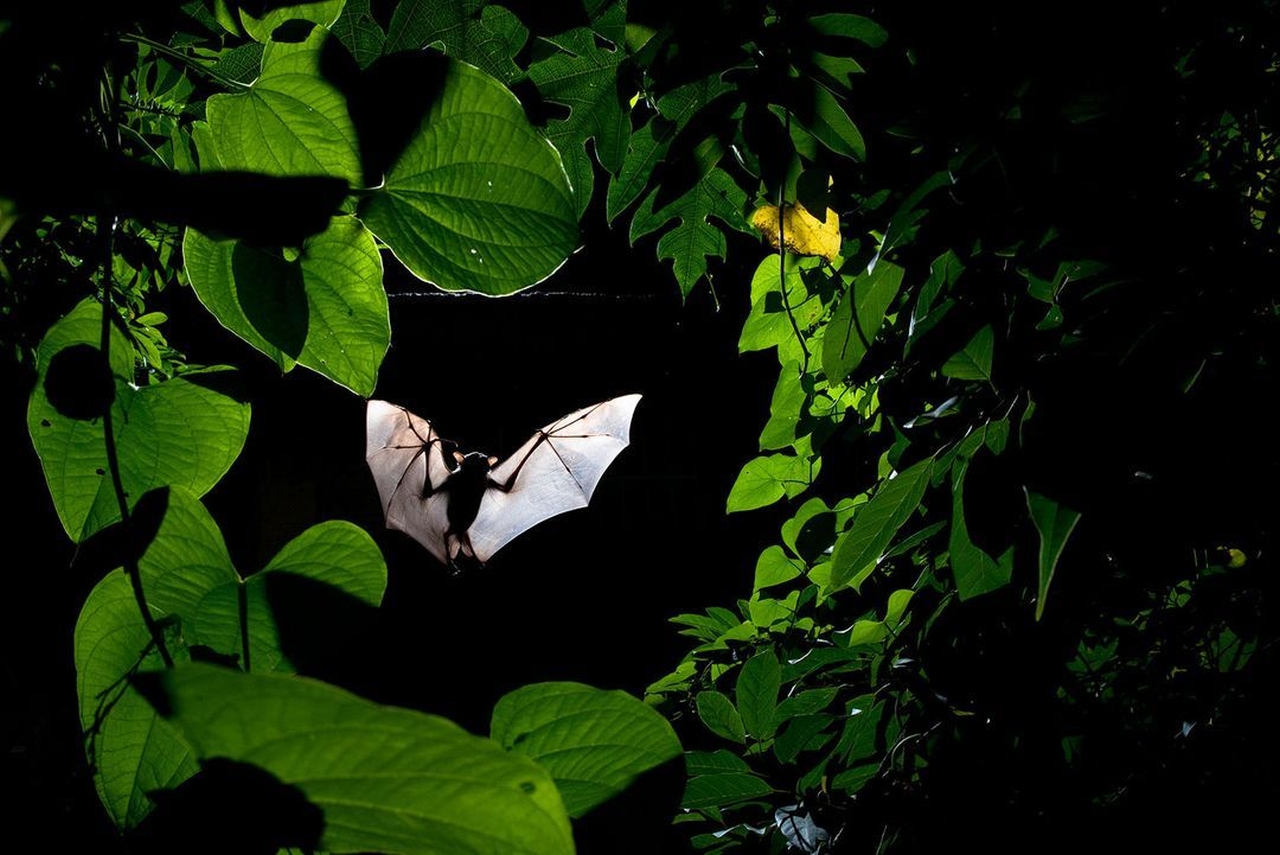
[366,394,641,567]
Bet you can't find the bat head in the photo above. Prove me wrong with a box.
[456,450,493,474]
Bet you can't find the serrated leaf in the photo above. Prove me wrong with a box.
[385,0,528,83]
[696,691,745,744]
[139,665,574,855]
[942,324,995,382]
[28,300,250,542]
[736,650,781,741]
[359,56,577,296]
[1026,489,1081,620]
[630,168,750,297]
[491,682,682,818]
[206,27,362,184]
[821,261,904,384]
[829,458,931,591]
[183,216,388,394]
[528,26,628,216]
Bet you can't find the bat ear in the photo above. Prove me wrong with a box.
[453,450,466,465]
[487,455,499,468]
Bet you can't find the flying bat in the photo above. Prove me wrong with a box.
[366,394,641,568]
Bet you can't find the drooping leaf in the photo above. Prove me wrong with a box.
[828,457,932,591]
[629,168,750,297]
[735,650,781,741]
[206,27,362,184]
[696,691,746,744]
[527,26,628,216]
[942,324,995,383]
[1026,489,1082,620]
[75,490,236,829]
[28,300,250,542]
[385,0,528,83]
[490,682,683,818]
[183,216,389,395]
[949,461,1014,599]
[821,261,904,384]
[239,0,344,42]
[139,665,574,855]
[751,201,841,262]
[359,56,578,295]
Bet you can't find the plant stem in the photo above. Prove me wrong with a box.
[776,111,811,377]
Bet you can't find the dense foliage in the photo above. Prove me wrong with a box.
[3,1,1277,853]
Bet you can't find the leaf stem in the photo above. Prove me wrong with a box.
[119,32,250,91]
[776,111,810,377]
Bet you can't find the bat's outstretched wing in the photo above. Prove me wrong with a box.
[467,394,642,564]
[366,400,455,564]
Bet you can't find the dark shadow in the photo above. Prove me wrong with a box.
[74,487,170,574]
[129,758,324,855]
[573,754,687,855]
[230,243,310,360]
[178,367,253,404]
[42,344,115,420]
[320,42,449,189]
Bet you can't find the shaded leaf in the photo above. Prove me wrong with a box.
[385,0,528,83]
[821,261,904,384]
[829,458,932,591]
[735,650,781,741]
[696,691,745,744]
[681,773,773,810]
[949,461,1014,599]
[942,324,995,383]
[1026,489,1082,620]
[240,1,343,42]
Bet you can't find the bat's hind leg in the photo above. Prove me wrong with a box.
[445,529,481,574]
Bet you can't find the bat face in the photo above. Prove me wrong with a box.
[366,394,642,568]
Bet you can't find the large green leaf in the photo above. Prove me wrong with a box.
[629,167,750,297]
[821,261,904,384]
[140,665,574,855]
[359,56,577,295]
[829,458,932,591]
[1026,489,1081,620]
[191,520,387,673]
[735,650,780,741]
[490,682,682,818]
[384,0,528,83]
[527,27,629,216]
[28,299,250,542]
[726,436,821,512]
[792,82,864,160]
[738,254,824,366]
[183,216,388,395]
[240,0,344,43]
[696,691,746,744]
[681,772,773,810]
[206,27,362,184]
[331,0,387,69]
[75,490,237,829]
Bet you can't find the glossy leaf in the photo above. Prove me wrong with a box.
[490,682,683,818]
[821,261,904,384]
[359,56,577,295]
[1026,489,1082,620]
[183,216,389,395]
[829,458,932,591]
[206,28,362,184]
[140,665,574,855]
[28,300,250,542]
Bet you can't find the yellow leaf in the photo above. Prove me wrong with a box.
[751,201,841,262]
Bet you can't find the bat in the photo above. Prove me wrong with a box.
[365,394,642,568]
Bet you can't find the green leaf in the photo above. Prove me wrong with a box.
[686,750,750,775]
[753,545,804,592]
[1026,489,1082,620]
[738,254,823,364]
[696,691,745,744]
[735,650,781,741]
[75,490,237,828]
[759,363,807,449]
[140,665,574,855]
[773,714,835,765]
[776,688,839,721]
[821,261,904,384]
[527,27,628,216]
[834,696,884,763]
[681,773,773,810]
[206,27,362,183]
[726,438,820,513]
[942,324,995,383]
[183,216,389,395]
[629,168,750,297]
[28,300,250,542]
[191,520,388,673]
[808,13,888,47]
[792,82,864,160]
[331,0,387,68]
[385,0,528,83]
[829,458,932,591]
[359,56,577,296]
[949,461,1014,599]
[490,682,683,818]
[240,0,344,42]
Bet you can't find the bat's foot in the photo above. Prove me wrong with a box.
[446,532,483,575]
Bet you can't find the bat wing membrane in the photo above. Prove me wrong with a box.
[366,400,454,564]
[468,394,641,563]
